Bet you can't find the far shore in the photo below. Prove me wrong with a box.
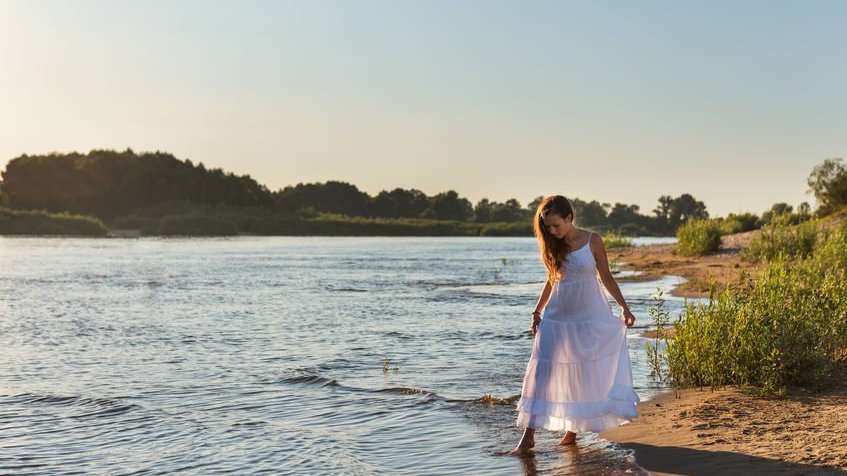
[600,225,847,475]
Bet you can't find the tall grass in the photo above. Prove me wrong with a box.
[662,222,847,397]
[675,219,722,256]
[603,231,634,249]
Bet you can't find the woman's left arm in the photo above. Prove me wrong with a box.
[590,233,636,326]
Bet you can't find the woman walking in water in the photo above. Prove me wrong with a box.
[511,195,640,454]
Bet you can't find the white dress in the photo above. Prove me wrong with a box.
[515,232,641,432]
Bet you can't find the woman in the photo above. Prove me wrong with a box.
[511,195,640,454]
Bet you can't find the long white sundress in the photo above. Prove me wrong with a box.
[515,231,641,432]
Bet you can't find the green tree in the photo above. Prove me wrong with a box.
[490,198,525,222]
[760,202,795,225]
[526,195,544,215]
[807,158,847,215]
[571,198,608,227]
[372,188,429,218]
[474,198,493,222]
[423,190,473,221]
[274,180,371,216]
[0,149,274,220]
[668,193,709,229]
[607,203,642,230]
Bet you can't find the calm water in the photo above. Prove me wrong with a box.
[0,236,694,475]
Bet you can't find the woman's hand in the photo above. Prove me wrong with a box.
[622,309,636,327]
[531,312,542,335]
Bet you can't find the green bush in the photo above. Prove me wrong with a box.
[717,212,763,235]
[741,214,819,263]
[664,224,847,397]
[718,217,744,235]
[729,212,760,232]
[676,219,722,256]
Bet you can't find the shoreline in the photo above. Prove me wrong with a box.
[601,232,847,475]
[607,235,759,300]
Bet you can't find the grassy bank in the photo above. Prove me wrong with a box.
[109,211,535,237]
[0,207,108,236]
[655,215,847,397]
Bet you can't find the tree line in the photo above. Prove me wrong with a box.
[2,149,841,235]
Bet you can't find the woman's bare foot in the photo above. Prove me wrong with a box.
[558,431,576,445]
[510,428,536,455]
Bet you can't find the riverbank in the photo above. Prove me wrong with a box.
[607,231,760,299]
[601,221,847,475]
[608,210,847,300]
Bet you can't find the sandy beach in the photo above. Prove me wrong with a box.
[601,382,847,475]
[600,222,847,475]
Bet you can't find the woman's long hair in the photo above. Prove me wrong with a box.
[532,195,575,283]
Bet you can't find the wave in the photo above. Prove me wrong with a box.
[374,386,437,396]
[325,286,369,293]
[2,392,140,417]
[265,371,519,409]
[274,374,339,387]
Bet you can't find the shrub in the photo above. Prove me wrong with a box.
[718,216,744,235]
[741,214,819,263]
[676,219,722,256]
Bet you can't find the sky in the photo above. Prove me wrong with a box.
[1,0,845,217]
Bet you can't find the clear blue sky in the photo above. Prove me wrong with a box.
[1,0,845,216]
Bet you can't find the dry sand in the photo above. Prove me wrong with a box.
[601,383,847,475]
[599,219,847,475]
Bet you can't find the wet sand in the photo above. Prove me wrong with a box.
[600,220,847,475]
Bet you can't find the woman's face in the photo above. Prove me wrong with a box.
[542,212,572,240]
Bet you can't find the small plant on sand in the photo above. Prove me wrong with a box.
[645,285,672,382]
[382,357,400,373]
[603,231,634,249]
